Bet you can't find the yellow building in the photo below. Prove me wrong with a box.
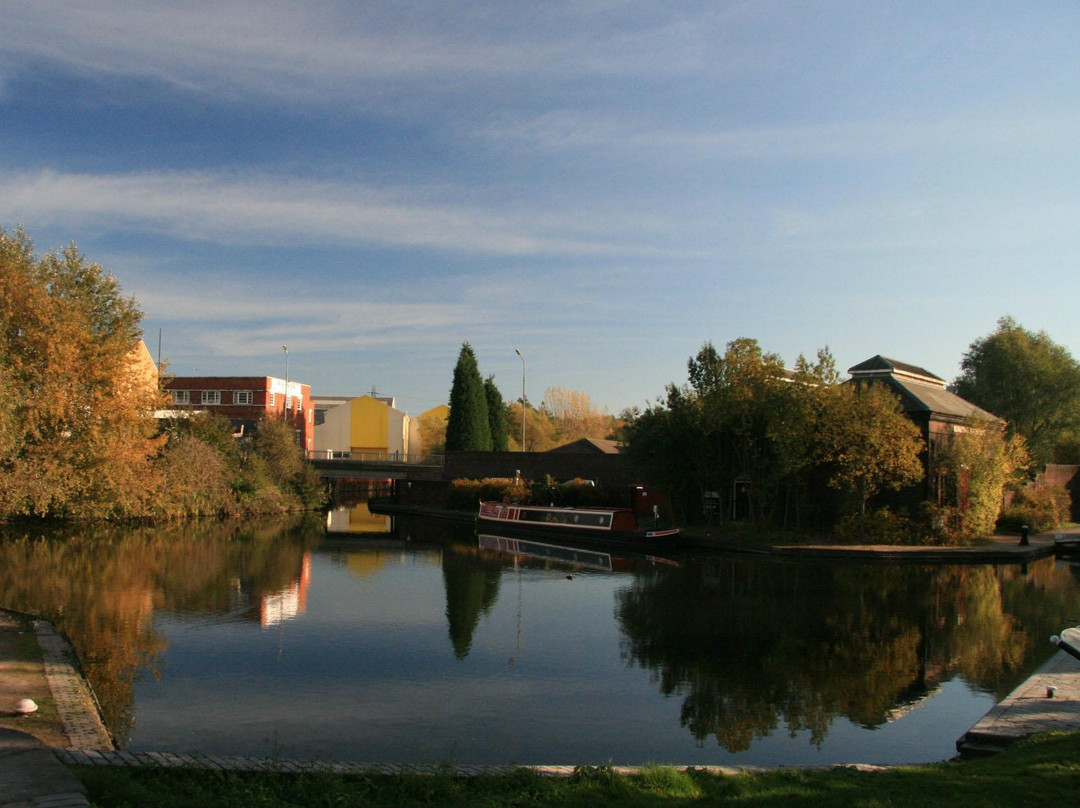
[313,394,410,458]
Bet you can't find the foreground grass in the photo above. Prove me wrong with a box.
[76,732,1080,807]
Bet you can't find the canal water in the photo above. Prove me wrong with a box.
[2,510,1079,767]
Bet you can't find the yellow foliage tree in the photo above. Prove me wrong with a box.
[542,386,617,445]
[0,227,167,519]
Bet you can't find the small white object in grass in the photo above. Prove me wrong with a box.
[14,698,38,715]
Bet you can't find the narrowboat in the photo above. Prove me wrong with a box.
[477,501,679,545]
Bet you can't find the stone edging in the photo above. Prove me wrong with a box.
[56,748,891,776]
[34,619,114,751]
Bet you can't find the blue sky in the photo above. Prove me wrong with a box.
[4,2,1080,417]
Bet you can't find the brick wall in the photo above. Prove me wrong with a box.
[1031,464,1080,522]
[164,375,314,451]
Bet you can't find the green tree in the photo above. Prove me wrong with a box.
[621,391,704,522]
[686,339,796,522]
[815,383,925,518]
[953,316,1080,466]
[157,433,234,518]
[484,376,509,452]
[0,227,166,519]
[251,419,303,487]
[624,339,805,524]
[770,347,842,527]
[445,343,492,451]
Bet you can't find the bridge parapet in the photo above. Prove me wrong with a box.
[306,450,444,466]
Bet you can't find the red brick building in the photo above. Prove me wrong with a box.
[164,376,314,452]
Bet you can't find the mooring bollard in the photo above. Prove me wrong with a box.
[1020,524,1030,546]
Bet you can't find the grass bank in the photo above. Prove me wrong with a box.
[75,732,1080,807]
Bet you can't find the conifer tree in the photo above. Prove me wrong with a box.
[445,343,492,451]
[485,375,509,452]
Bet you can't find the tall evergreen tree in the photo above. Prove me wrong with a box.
[484,376,509,452]
[445,342,492,451]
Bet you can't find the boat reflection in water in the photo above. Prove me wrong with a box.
[477,532,677,573]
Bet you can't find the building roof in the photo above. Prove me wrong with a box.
[547,438,623,454]
[847,355,945,385]
[166,375,307,388]
[846,355,1000,423]
[311,394,397,409]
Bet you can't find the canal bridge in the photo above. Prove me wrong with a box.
[306,451,446,482]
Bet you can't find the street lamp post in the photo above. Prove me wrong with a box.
[514,348,526,451]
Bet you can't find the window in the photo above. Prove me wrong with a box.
[172,390,190,405]
[234,391,253,405]
[201,390,221,405]
[269,392,276,407]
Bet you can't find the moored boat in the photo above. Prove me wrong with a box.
[477,500,679,544]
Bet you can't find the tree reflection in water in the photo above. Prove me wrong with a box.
[615,556,1080,752]
[4,516,1080,758]
[0,515,323,742]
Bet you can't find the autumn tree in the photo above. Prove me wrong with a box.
[445,342,492,451]
[505,399,559,452]
[953,317,1080,466]
[934,418,1029,538]
[625,338,927,530]
[0,227,167,519]
[542,386,617,444]
[417,409,448,455]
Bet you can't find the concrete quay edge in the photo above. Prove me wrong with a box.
[957,648,1080,758]
[56,748,780,777]
[0,611,109,808]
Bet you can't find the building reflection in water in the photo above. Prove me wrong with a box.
[261,553,312,627]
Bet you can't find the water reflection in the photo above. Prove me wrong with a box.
[615,558,1080,752]
[0,516,322,739]
[2,517,1079,764]
[325,502,392,534]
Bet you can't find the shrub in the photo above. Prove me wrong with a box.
[997,485,1072,533]
[532,477,610,507]
[832,508,930,545]
[446,477,532,510]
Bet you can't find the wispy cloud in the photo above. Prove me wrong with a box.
[2,1,763,102]
[1,169,713,260]
[478,106,1080,162]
